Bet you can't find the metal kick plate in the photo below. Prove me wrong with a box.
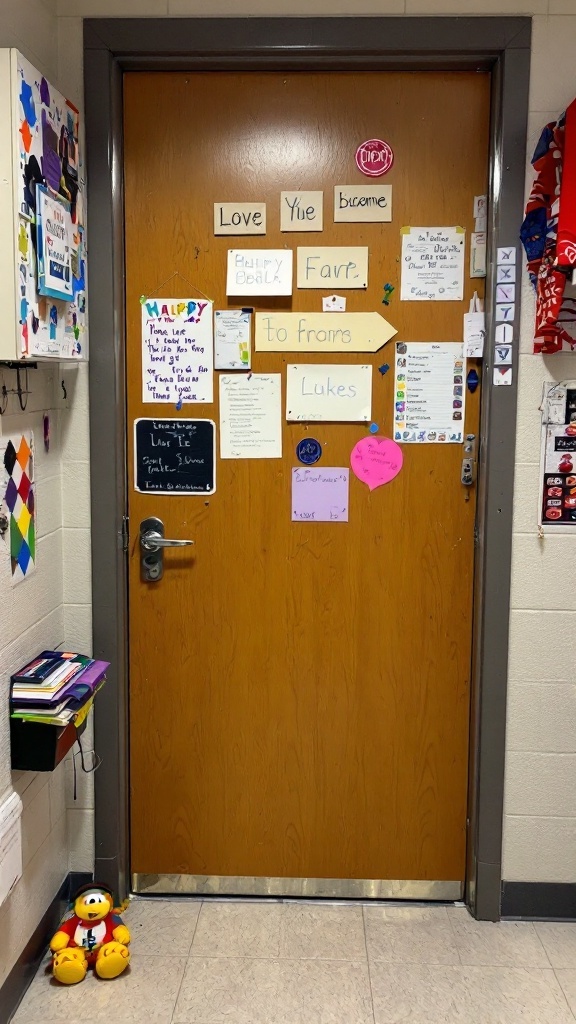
[132,873,463,901]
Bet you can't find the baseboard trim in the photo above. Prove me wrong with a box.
[501,881,576,920]
[0,870,93,1023]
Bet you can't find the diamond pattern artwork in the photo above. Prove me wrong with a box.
[2,434,35,584]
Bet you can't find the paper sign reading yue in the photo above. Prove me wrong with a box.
[292,468,349,523]
[351,436,403,491]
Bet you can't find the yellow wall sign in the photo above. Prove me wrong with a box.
[255,311,397,353]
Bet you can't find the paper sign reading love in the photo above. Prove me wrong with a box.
[351,436,403,490]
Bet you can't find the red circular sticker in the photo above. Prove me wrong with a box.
[355,139,394,177]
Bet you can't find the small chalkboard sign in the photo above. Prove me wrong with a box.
[134,419,216,494]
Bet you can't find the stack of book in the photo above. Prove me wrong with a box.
[10,651,109,727]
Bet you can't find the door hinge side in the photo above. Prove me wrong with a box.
[120,515,129,552]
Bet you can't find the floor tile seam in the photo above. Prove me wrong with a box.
[554,968,576,1022]
[361,905,378,1024]
[186,899,204,956]
[444,903,466,966]
[185,952,369,962]
[171,951,194,1024]
[528,922,554,968]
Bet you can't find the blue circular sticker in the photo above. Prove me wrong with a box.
[296,438,322,465]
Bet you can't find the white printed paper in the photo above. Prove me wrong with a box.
[322,294,347,312]
[400,227,465,301]
[474,195,487,218]
[226,249,293,296]
[470,231,487,278]
[494,367,513,386]
[219,374,282,458]
[0,792,22,909]
[141,298,213,404]
[214,309,251,370]
[464,312,486,357]
[36,185,73,301]
[393,342,465,443]
[286,364,372,422]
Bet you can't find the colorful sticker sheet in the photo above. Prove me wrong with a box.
[2,434,35,584]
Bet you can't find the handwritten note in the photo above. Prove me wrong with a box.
[333,184,392,223]
[400,227,465,301]
[219,374,282,459]
[214,309,251,370]
[292,468,349,522]
[286,364,372,422]
[350,436,403,490]
[141,298,213,404]
[226,249,293,296]
[214,202,266,235]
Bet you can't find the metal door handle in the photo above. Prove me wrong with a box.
[141,530,194,552]
[139,516,194,582]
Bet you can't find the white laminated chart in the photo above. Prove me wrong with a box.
[393,342,465,444]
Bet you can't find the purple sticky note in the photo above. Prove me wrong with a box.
[292,468,349,523]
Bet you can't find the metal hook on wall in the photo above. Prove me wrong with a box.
[0,362,37,414]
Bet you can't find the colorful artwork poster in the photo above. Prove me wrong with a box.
[16,53,85,358]
[2,434,35,584]
[541,389,576,525]
[36,185,73,301]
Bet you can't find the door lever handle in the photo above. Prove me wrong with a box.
[140,530,194,552]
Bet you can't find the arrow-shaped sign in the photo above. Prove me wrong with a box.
[255,311,397,353]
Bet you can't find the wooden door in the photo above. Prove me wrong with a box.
[124,71,489,889]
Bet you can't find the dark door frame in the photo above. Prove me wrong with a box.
[84,15,530,920]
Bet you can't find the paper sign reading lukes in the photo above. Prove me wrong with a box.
[219,374,282,459]
[255,312,397,353]
[286,364,372,422]
[350,436,403,490]
[141,299,213,404]
[292,468,349,523]
[401,227,465,301]
[227,250,293,296]
[394,342,465,444]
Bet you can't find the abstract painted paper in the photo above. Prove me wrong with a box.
[292,468,349,522]
[2,434,35,584]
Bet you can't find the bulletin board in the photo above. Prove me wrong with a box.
[14,53,86,359]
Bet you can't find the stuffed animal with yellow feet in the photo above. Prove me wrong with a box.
[50,883,130,985]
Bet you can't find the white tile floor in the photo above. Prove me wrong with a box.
[12,900,576,1023]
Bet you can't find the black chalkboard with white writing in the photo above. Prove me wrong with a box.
[134,418,216,494]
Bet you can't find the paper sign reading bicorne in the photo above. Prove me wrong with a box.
[214,309,251,370]
[350,436,403,491]
[401,227,465,300]
[297,247,369,289]
[292,468,349,522]
[333,184,392,223]
[219,373,282,458]
[226,249,293,296]
[286,364,372,422]
[141,298,213,404]
[281,191,323,232]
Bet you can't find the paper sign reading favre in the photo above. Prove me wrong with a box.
[227,249,293,296]
[255,311,396,353]
[351,436,403,491]
[286,364,372,422]
[297,247,368,289]
[292,468,349,523]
